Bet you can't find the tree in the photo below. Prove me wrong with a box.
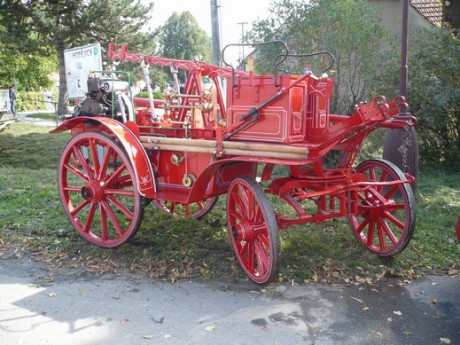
[406,27,460,170]
[158,11,212,62]
[0,4,56,90]
[0,49,57,91]
[0,0,155,115]
[247,0,396,114]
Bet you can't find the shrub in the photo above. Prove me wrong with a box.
[407,27,460,171]
[17,91,47,112]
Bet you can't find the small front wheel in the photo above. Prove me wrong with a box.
[227,176,280,285]
[349,159,415,256]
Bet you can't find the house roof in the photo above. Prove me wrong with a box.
[410,0,442,26]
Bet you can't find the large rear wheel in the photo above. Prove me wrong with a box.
[58,131,144,248]
[349,159,415,256]
[227,176,280,285]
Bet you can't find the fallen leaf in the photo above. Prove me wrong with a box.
[440,338,451,344]
[431,299,437,304]
[48,292,57,297]
[120,319,131,325]
[143,335,153,339]
[387,317,392,322]
[205,325,216,332]
[164,334,171,339]
[393,311,402,316]
[403,331,411,336]
[362,306,370,312]
[448,268,458,275]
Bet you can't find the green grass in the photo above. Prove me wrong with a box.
[26,112,58,120]
[0,122,458,284]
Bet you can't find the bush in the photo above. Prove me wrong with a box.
[407,27,460,171]
[137,90,164,100]
[17,91,48,112]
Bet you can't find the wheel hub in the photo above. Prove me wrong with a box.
[81,180,105,202]
[232,221,255,242]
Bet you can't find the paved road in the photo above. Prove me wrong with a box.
[0,257,458,345]
[15,111,61,127]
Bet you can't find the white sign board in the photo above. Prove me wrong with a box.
[0,90,9,113]
[64,43,102,98]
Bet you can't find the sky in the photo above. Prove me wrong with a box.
[144,0,272,62]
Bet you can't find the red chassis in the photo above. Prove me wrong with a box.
[52,42,417,285]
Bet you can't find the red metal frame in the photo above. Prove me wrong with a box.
[98,42,418,235]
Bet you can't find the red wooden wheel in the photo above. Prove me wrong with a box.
[152,197,218,219]
[227,176,280,285]
[58,132,144,248]
[349,159,415,256]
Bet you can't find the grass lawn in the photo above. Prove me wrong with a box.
[0,122,458,285]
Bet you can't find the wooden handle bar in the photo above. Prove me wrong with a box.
[140,136,309,160]
[140,136,308,154]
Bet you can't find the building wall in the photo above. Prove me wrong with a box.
[368,0,433,36]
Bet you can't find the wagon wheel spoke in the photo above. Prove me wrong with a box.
[70,199,90,217]
[65,163,89,182]
[105,189,135,197]
[84,202,97,234]
[383,210,404,229]
[98,146,113,181]
[378,217,399,246]
[106,194,134,219]
[99,203,108,242]
[105,163,127,186]
[73,145,93,178]
[88,138,101,177]
[101,200,124,237]
[383,184,399,200]
[365,219,375,247]
[254,239,269,276]
[234,186,248,218]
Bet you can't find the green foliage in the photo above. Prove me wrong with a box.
[137,90,164,100]
[406,27,460,171]
[158,11,212,62]
[247,0,396,114]
[0,0,156,114]
[16,91,48,112]
[0,43,57,91]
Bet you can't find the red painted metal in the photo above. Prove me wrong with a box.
[456,216,460,241]
[51,116,157,198]
[227,176,280,285]
[58,131,144,247]
[53,42,418,285]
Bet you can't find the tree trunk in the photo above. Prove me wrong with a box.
[54,9,69,116]
[56,45,69,116]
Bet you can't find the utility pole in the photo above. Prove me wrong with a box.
[237,21,248,66]
[210,0,222,66]
[383,0,419,193]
